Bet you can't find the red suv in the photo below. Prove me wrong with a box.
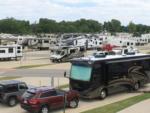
[19,86,79,113]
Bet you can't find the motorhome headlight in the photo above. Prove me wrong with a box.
[88,61,93,64]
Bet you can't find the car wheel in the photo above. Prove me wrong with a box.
[40,105,49,113]
[99,89,107,99]
[7,97,17,107]
[69,99,78,108]
[133,82,140,91]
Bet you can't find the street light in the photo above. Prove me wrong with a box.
[63,92,67,113]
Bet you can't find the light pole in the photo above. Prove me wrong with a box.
[63,92,67,113]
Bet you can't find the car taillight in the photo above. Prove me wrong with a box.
[28,99,39,105]
[0,93,4,98]
[17,96,21,101]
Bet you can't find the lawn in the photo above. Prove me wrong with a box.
[82,93,150,113]
[57,84,69,89]
[0,76,20,80]
[16,63,51,69]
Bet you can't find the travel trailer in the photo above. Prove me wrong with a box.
[66,49,150,99]
[60,35,106,50]
[0,44,23,60]
[50,46,85,62]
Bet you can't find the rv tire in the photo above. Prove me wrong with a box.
[99,89,107,100]
[133,82,140,91]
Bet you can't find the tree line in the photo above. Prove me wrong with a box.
[0,18,150,36]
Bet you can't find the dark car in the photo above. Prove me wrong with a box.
[0,80,28,106]
[20,86,79,113]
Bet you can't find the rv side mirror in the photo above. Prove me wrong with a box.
[64,71,66,77]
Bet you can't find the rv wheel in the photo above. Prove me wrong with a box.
[133,82,140,91]
[99,89,107,99]
[15,57,18,61]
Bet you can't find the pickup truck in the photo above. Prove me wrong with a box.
[20,86,79,113]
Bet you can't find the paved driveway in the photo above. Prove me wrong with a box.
[118,99,150,113]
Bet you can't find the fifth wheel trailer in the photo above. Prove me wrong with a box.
[67,51,150,99]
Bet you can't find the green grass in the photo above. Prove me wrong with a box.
[0,76,20,81]
[57,84,69,89]
[82,93,150,113]
[16,64,51,69]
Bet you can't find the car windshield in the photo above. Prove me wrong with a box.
[71,65,92,81]
[23,91,36,99]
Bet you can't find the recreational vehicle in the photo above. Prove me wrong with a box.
[66,50,150,99]
[0,45,22,60]
[50,46,85,62]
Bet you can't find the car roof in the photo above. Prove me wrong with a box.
[0,80,24,86]
[27,86,55,93]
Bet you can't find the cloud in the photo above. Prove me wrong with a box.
[50,0,97,8]
[0,0,150,25]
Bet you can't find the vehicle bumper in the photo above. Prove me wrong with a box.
[79,88,100,99]
[0,98,6,104]
[21,104,40,113]
[79,94,95,99]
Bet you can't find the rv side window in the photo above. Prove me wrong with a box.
[124,49,128,54]
[17,46,21,49]
[9,48,13,53]
[17,50,21,53]
[44,40,49,43]
[39,40,42,43]
[0,50,5,53]
[108,63,126,79]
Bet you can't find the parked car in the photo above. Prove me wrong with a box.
[20,86,79,113]
[0,80,28,106]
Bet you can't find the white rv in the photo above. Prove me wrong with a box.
[50,46,85,62]
[0,44,23,60]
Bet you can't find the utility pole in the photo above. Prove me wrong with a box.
[51,76,54,87]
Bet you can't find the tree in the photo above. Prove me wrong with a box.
[111,19,121,32]
[128,22,137,33]
[0,18,31,34]
[0,18,150,35]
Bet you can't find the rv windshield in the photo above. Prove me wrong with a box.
[71,65,92,81]
[56,50,62,55]
[55,50,65,55]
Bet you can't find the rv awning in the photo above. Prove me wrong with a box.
[0,69,69,77]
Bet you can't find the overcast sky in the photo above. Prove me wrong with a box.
[0,0,150,25]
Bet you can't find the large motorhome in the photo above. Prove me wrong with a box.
[67,49,150,99]
[0,44,22,60]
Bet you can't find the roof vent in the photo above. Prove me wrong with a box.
[93,52,106,58]
[126,52,135,55]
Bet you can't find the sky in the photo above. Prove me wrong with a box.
[0,0,150,25]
